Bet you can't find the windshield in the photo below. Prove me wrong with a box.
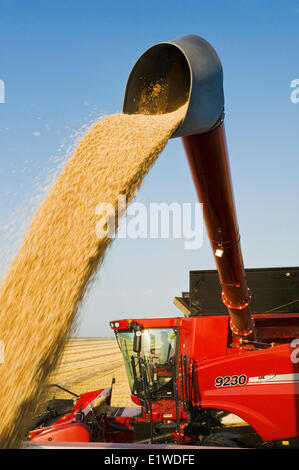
[117,327,178,399]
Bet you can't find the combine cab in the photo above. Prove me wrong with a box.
[28,34,299,448]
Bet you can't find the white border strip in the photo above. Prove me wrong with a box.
[248,373,299,385]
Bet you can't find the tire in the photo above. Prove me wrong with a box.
[200,432,239,448]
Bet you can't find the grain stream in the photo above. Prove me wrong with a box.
[0,105,186,448]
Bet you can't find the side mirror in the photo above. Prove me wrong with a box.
[133,324,143,354]
[133,330,142,354]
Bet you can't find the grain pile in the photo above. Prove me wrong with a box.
[0,105,186,448]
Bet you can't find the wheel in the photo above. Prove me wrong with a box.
[200,432,239,448]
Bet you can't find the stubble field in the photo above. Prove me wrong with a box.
[41,337,135,409]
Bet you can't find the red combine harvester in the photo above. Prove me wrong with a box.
[28,35,299,448]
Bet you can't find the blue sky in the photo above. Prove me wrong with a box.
[0,0,299,336]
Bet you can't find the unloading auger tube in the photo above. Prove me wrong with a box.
[123,34,256,341]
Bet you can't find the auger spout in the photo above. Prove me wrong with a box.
[123,34,256,341]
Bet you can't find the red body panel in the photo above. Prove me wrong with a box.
[179,315,229,360]
[30,421,91,442]
[29,388,106,442]
[182,315,299,441]
[72,389,104,412]
[194,343,299,441]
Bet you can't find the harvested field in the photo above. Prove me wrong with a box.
[41,337,135,409]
